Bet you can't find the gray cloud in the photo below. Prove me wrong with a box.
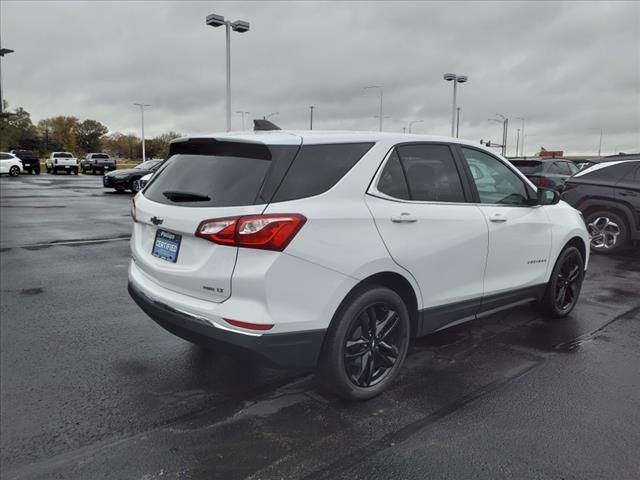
[1,0,639,155]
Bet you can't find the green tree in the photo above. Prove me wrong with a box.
[145,131,182,159]
[0,105,39,151]
[74,119,108,154]
[37,116,80,153]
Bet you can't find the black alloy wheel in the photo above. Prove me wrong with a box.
[540,246,584,318]
[319,286,410,400]
[344,303,402,388]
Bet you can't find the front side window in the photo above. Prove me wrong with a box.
[377,144,465,202]
[461,147,529,205]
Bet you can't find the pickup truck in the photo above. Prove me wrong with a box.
[10,149,40,174]
[46,152,79,175]
[81,153,116,175]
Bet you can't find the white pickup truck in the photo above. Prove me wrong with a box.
[46,152,79,175]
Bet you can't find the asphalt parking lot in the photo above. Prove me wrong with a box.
[1,174,639,480]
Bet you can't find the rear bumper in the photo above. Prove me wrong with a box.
[128,281,325,369]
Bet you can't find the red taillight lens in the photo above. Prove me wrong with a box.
[537,176,551,187]
[196,214,306,251]
[54,158,58,165]
[224,318,274,331]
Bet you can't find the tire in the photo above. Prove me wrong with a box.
[73,168,78,175]
[318,286,411,400]
[92,168,97,175]
[115,187,125,193]
[585,210,629,254]
[34,168,40,175]
[539,246,585,319]
[66,169,71,175]
[9,166,20,177]
[52,168,57,175]
[46,166,51,174]
[130,179,141,193]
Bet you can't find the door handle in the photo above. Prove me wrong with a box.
[619,191,638,197]
[391,213,418,223]
[489,213,508,223]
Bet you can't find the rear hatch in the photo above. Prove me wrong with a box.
[131,137,301,302]
[94,154,114,166]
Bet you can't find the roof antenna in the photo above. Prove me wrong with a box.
[254,119,281,131]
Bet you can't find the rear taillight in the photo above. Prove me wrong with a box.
[54,158,58,165]
[131,198,137,222]
[196,214,306,251]
[537,176,551,187]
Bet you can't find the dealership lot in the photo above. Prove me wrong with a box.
[1,175,639,479]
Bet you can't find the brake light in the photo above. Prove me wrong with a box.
[54,158,58,165]
[224,318,274,331]
[196,214,306,251]
[537,176,551,187]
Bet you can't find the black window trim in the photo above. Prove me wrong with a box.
[368,141,476,205]
[451,144,538,207]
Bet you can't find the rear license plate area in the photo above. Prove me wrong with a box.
[152,229,181,263]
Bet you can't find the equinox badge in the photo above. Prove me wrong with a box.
[150,216,164,226]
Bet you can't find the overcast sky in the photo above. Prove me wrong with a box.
[1,1,639,155]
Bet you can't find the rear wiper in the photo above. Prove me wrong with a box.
[162,190,211,202]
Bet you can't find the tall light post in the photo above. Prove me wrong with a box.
[456,107,461,138]
[589,127,603,156]
[515,128,520,157]
[515,117,526,157]
[409,119,424,134]
[309,106,315,130]
[134,103,151,162]
[443,73,468,137]
[236,110,250,130]
[364,85,383,131]
[0,47,15,116]
[206,13,250,132]
[495,113,508,156]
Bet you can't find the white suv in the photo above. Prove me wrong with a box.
[128,132,589,400]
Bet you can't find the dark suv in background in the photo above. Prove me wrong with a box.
[562,159,640,254]
[510,158,579,190]
[10,150,40,174]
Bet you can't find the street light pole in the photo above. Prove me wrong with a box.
[516,128,520,157]
[0,47,15,115]
[516,117,525,157]
[309,106,315,130]
[456,107,461,138]
[236,111,250,130]
[134,103,151,162]
[495,113,508,156]
[443,73,468,137]
[206,14,250,132]
[364,86,383,131]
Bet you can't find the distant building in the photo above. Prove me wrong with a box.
[537,147,564,158]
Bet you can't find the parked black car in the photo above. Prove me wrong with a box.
[510,158,580,190]
[562,159,640,254]
[103,159,163,193]
[10,149,40,174]
[81,153,116,174]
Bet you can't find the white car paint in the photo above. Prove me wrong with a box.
[129,131,590,352]
[0,152,23,175]
[45,152,78,171]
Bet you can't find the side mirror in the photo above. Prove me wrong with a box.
[537,187,561,205]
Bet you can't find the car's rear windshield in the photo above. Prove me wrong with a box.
[53,153,73,158]
[144,142,299,207]
[510,160,543,173]
[143,140,374,207]
[92,154,110,159]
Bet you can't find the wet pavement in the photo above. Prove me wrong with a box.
[1,174,639,479]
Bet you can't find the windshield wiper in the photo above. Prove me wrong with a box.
[162,190,211,202]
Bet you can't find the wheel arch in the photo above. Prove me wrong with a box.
[325,271,421,342]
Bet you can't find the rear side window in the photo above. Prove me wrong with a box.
[144,142,298,207]
[271,143,374,202]
[378,151,410,200]
[0,153,12,160]
[53,153,72,158]
[395,144,465,202]
[92,154,109,159]
[577,162,635,182]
